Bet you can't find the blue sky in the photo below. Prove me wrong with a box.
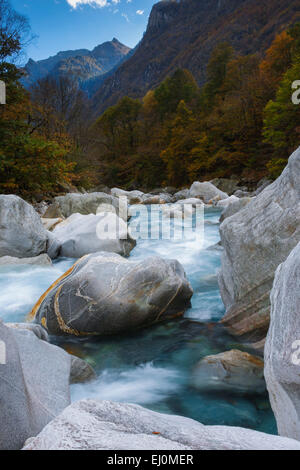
[11,0,157,63]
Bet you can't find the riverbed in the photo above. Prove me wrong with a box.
[0,206,277,434]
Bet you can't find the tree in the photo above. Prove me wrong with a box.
[154,69,199,120]
[161,100,196,186]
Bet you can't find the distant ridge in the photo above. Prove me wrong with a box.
[22,38,131,94]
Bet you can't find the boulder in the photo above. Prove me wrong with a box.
[29,252,193,337]
[45,192,126,220]
[142,195,168,205]
[0,320,71,450]
[189,182,228,203]
[42,218,64,231]
[234,189,252,198]
[210,178,240,196]
[192,350,265,395]
[22,399,300,450]
[265,241,300,441]
[219,146,300,344]
[176,198,205,208]
[53,212,135,258]
[0,195,59,259]
[0,254,52,266]
[220,197,252,222]
[215,195,239,209]
[5,322,49,341]
[173,189,190,201]
[111,188,145,205]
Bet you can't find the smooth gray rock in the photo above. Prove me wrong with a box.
[189,182,228,203]
[53,212,135,258]
[5,322,49,341]
[0,254,52,266]
[265,241,300,440]
[234,189,252,198]
[173,189,190,201]
[30,252,193,337]
[22,399,300,450]
[111,188,145,205]
[220,197,252,222]
[210,178,240,196]
[215,195,239,209]
[219,146,300,344]
[0,320,71,450]
[192,349,265,395]
[0,195,52,259]
[45,192,126,220]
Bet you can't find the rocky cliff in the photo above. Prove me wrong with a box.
[93,0,300,114]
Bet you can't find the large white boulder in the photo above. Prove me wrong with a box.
[265,241,300,441]
[53,212,135,258]
[44,192,127,220]
[219,147,300,345]
[22,399,300,450]
[189,182,228,203]
[0,320,71,450]
[0,195,60,259]
[29,252,193,337]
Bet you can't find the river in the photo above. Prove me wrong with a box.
[0,206,276,434]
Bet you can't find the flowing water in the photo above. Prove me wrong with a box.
[0,206,277,434]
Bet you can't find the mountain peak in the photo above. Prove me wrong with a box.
[22,39,131,90]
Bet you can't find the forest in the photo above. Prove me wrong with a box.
[0,0,299,197]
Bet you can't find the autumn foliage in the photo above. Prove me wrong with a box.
[90,25,300,188]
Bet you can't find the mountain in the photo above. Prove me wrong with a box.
[93,0,300,114]
[22,38,131,94]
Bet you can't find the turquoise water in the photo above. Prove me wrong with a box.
[0,207,277,434]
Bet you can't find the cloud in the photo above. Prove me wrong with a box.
[136,9,144,15]
[66,0,109,8]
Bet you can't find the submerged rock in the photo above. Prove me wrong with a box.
[219,146,300,344]
[30,252,193,337]
[189,182,228,203]
[69,356,96,384]
[265,241,300,441]
[0,195,59,259]
[192,349,265,395]
[53,212,135,258]
[0,320,71,450]
[22,399,300,450]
